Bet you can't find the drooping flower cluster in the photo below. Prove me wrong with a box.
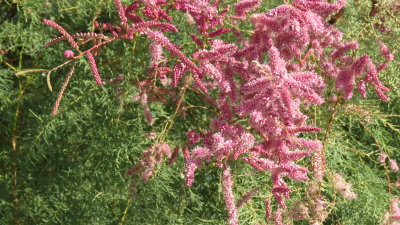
[221,165,239,225]
[181,0,371,214]
[185,123,255,186]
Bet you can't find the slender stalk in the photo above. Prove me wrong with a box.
[11,77,25,225]
[158,75,190,143]
[118,198,132,225]
[312,103,338,182]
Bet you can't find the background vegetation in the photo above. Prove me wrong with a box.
[1,0,399,224]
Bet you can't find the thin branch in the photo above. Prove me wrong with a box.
[52,61,77,116]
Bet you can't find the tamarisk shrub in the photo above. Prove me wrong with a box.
[42,0,393,223]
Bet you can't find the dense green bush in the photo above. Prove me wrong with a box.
[1,0,399,224]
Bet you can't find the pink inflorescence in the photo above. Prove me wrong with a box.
[332,173,357,200]
[86,51,103,85]
[378,153,388,163]
[378,41,394,62]
[175,0,392,216]
[389,199,400,222]
[234,0,262,17]
[390,159,399,172]
[43,0,394,223]
[43,19,79,50]
[221,165,239,225]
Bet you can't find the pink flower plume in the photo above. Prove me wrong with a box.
[86,51,103,85]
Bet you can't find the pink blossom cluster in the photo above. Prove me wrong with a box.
[185,123,255,186]
[307,183,328,223]
[378,153,389,163]
[377,153,399,172]
[390,160,399,172]
[42,0,394,223]
[388,199,400,224]
[331,173,357,200]
[247,1,391,101]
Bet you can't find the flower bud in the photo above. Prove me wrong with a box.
[63,50,74,59]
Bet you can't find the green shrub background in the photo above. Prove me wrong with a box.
[1,0,399,224]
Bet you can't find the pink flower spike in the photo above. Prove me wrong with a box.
[357,80,367,98]
[186,129,201,146]
[378,41,394,61]
[274,209,284,225]
[182,148,190,162]
[221,165,239,225]
[149,42,164,69]
[192,72,208,93]
[335,69,355,100]
[172,63,186,88]
[168,147,180,165]
[292,0,346,18]
[140,93,154,126]
[43,19,79,50]
[143,30,203,77]
[208,28,231,38]
[390,159,399,172]
[234,0,262,17]
[265,198,271,219]
[190,34,204,47]
[395,179,400,187]
[113,0,127,23]
[268,45,287,76]
[330,41,359,61]
[287,126,321,134]
[86,51,103,85]
[377,62,388,73]
[375,88,390,102]
[390,198,400,216]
